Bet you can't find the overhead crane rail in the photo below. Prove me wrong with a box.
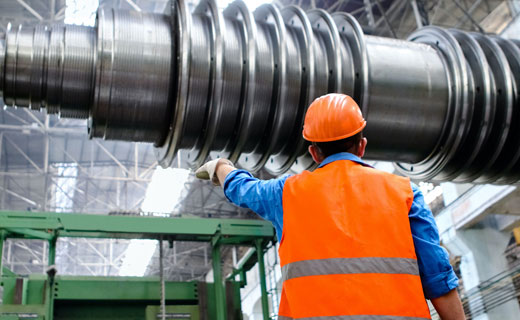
[0,0,519,183]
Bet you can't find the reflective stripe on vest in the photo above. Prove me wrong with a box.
[278,316,431,320]
[282,257,419,283]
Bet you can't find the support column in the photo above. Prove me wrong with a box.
[212,239,226,320]
[45,236,57,320]
[255,239,270,320]
[48,237,56,266]
[0,230,5,276]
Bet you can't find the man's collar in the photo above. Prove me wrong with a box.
[318,152,373,168]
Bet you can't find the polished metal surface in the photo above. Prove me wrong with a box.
[90,9,173,144]
[1,0,519,183]
[3,23,96,118]
[363,36,449,163]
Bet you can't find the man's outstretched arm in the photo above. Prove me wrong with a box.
[195,158,288,241]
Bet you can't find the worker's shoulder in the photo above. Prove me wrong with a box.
[285,169,312,182]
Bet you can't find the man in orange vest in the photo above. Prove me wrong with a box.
[196,94,465,319]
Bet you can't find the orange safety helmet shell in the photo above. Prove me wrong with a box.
[302,93,366,142]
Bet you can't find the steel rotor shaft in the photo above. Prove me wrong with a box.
[0,0,519,183]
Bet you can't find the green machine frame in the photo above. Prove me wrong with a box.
[0,211,275,320]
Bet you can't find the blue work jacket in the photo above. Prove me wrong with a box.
[223,152,459,299]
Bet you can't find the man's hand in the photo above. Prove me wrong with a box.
[195,158,234,186]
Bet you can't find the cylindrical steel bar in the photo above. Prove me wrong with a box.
[3,24,96,118]
[0,0,519,183]
[90,9,173,144]
[362,36,449,163]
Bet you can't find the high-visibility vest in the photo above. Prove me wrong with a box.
[278,159,431,319]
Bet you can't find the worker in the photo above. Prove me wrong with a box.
[196,94,465,320]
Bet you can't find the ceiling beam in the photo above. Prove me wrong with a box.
[16,0,44,21]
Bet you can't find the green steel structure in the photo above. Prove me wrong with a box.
[0,211,275,320]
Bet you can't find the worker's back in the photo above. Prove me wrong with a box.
[278,159,431,319]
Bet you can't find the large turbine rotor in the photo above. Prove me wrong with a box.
[0,0,519,183]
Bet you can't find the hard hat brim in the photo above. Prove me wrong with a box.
[303,120,366,142]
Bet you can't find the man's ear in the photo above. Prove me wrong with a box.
[308,144,325,164]
[358,137,367,158]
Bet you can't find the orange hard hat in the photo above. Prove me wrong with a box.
[302,94,366,142]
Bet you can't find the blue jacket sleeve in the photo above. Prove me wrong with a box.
[223,169,289,241]
[409,182,459,299]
